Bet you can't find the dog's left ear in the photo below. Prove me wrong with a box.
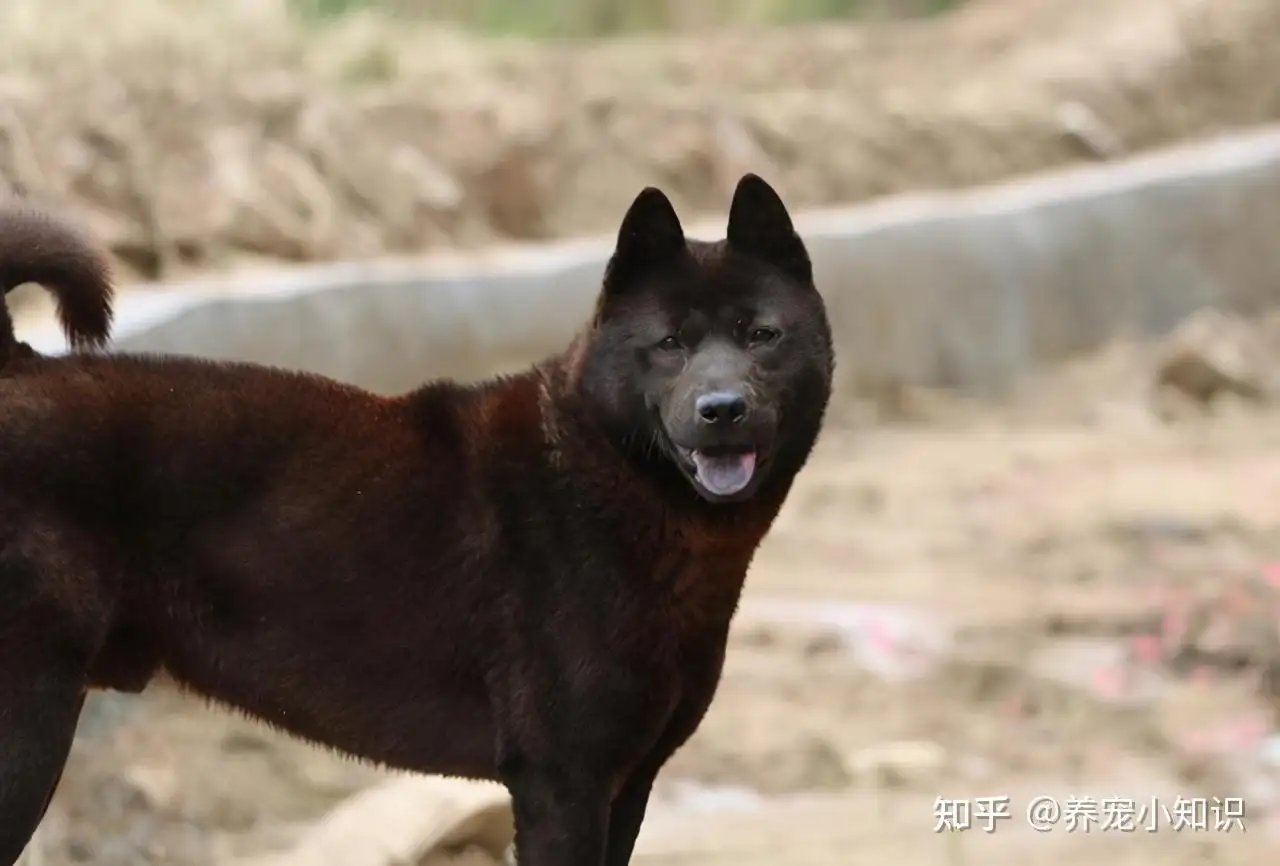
[726,174,812,284]
[615,187,686,261]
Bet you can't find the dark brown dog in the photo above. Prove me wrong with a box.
[0,203,114,368]
[0,174,833,866]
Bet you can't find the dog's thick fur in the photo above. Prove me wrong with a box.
[0,175,833,866]
[0,204,113,367]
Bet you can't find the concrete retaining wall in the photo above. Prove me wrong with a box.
[20,125,1280,397]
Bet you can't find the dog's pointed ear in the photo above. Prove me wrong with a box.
[603,187,686,293]
[726,174,812,284]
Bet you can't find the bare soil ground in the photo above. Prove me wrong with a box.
[29,325,1280,865]
[3,0,1280,287]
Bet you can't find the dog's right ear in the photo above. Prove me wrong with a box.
[602,187,686,295]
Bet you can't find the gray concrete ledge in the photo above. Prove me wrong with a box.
[20,124,1280,395]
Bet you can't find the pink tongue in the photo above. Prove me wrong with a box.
[692,451,757,496]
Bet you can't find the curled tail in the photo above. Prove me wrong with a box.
[0,203,114,357]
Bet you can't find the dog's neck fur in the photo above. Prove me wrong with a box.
[522,345,776,634]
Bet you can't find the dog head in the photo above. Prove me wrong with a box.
[576,174,834,504]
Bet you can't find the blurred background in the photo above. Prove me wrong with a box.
[10,0,1280,863]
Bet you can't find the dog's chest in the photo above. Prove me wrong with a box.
[653,528,759,637]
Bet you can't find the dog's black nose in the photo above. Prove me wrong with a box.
[696,391,748,425]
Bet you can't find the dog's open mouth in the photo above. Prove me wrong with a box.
[682,447,757,497]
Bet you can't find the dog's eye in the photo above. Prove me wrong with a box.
[656,335,682,351]
[748,327,780,345]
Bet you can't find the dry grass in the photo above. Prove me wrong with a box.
[286,0,965,36]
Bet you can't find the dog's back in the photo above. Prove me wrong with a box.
[0,175,833,866]
[0,204,115,366]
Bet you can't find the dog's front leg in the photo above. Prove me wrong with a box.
[492,673,669,866]
[500,758,610,866]
[602,763,658,866]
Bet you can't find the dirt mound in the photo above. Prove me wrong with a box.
[1,0,1279,286]
[971,307,1280,428]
